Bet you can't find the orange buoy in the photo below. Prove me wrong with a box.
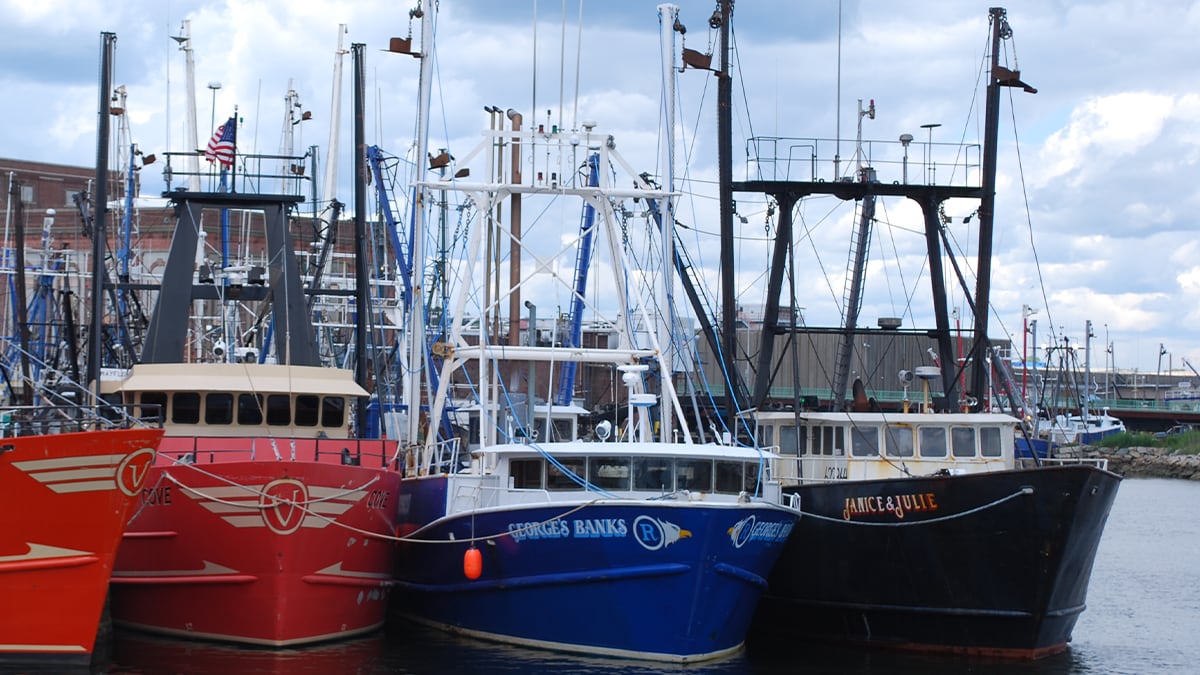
[463,546,482,580]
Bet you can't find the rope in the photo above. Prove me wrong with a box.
[159,455,608,546]
[796,486,1033,526]
[162,459,381,508]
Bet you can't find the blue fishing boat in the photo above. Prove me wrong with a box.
[380,3,798,661]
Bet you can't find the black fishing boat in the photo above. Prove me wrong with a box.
[699,4,1123,658]
[751,407,1120,658]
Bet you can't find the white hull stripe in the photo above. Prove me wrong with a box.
[13,454,124,494]
[0,542,92,563]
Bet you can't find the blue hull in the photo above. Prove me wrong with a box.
[392,480,796,662]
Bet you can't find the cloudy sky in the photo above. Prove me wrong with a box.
[2,0,1198,377]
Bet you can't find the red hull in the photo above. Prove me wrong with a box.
[111,437,401,646]
[0,427,163,665]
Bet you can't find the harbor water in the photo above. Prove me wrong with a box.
[59,478,1200,674]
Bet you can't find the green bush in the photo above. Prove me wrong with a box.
[1164,430,1200,455]
[1097,431,1159,448]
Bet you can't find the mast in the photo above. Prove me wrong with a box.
[969,6,1035,410]
[658,3,678,441]
[87,32,115,398]
[716,0,740,427]
[408,0,434,448]
[173,20,202,192]
[352,43,370,434]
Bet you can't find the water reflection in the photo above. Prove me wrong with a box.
[108,631,384,675]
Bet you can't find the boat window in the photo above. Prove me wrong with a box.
[951,426,977,457]
[204,392,234,425]
[633,457,674,491]
[266,394,291,426]
[138,392,167,423]
[851,425,879,457]
[675,459,713,492]
[172,392,200,424]
[588,456,631,490]
[714,460,743,494]
[744,461,762,493]
[833,426,845,456]
[510,458,543,489]
[295,395,320,427]
[884,427,915,457]
[980,426,1003,457]
[321,396,346,428]
[551,418,574,442]
[919,426,948,457]
[238,393,264,425]
[546,457,586,491]
[779,425,798,456]
[822,426,835,456]
[797,425,808,456]
[760,425,774,447]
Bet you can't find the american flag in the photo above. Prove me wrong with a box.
[204,116,237,167]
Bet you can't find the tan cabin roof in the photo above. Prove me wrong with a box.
[113,363,367,397]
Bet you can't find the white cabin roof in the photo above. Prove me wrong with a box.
[475,441,781,461]
[754,410,1021,426]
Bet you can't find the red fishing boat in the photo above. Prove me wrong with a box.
[1,420,163,666]
[109,363,402,646]
[106,174,403,646]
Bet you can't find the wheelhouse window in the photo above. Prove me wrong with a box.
[510,458,543,489]
[851,425,878,457]
[884,426,915,457]
[779,425,799,456]
[321,396,346,427]
[743,461,762,493]
[980,426,1003,457]
[138,392,167,423]
[265,394,291,426]
[546,457,586,490]
[204,393,234,425]
[633,457,673,491]
[920,426,948,457]
[714,460,743,493]
[951,426,977,457]
[587,456,631,490]
[295,394,320,426]
[172,392,200,424]
[675,459,713,492]
[237,393,264,425]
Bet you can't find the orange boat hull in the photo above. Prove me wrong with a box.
[0,427,163,665]
[110,438,400,646]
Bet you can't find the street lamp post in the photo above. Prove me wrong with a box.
[1158,343,1167,405]
[207,81,222,137]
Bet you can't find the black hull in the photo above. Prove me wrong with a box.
[755,465,1121,658]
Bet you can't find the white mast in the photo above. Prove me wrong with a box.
[323,24,348,212]
[408,0,434,451]
[174,20,201,192]
[657,3,678,442]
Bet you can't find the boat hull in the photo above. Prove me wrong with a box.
[0,427,163,665]
[756,464,1120,658]
[111,446,401,646]
[392,483,797,663]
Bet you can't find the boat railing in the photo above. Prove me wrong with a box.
[1018,456,1110,472]
[157,435,403,468]
[744,135,982,187]
[411,437,463,476]
[0,402,162,437]
[160,150,311,197]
